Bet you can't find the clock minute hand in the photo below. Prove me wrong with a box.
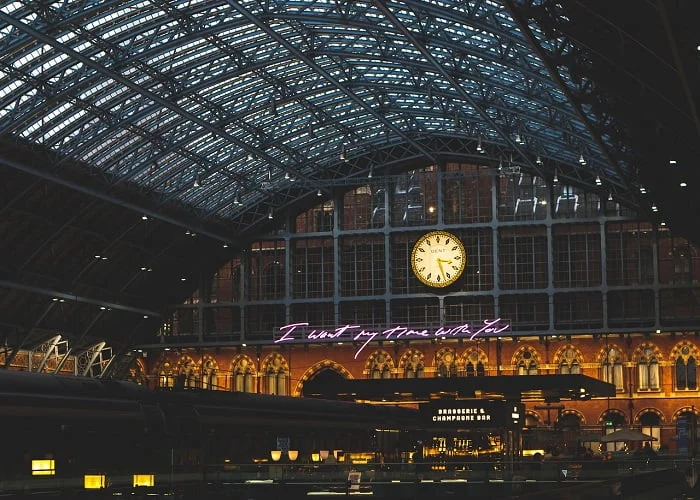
[437,258,452,280]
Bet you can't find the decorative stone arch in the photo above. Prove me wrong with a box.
[176,355,199,388]
[597,343,627,363]
[293,359,353,397]
[632,342,663,362]
[634,407,665,425]
[460,346,488,376]
[434,347,458,377]
[558,408,586,426]
[260,352,290,395]
[154,359,175,388]
[672,406,700,423]
[597,408,627,425]
[399,349,425,378]
[229,354,258,393]
[198,355,220,390]
[552,344,584,368]
[128,358,148,386]
[525,410,542,427]
[364,350,395,379]
[511,345,540,374]
[669,340,699,363]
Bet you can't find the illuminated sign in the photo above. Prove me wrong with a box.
[274,319,511,359]
[421,400,524,429]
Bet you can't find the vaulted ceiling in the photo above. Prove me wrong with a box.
[0,0,698,362]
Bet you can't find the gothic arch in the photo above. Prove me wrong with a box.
[511,344,540,375]
[597,343,627,363]
[229,354,258,393]
[434,347,458,377]
[128,358,148,385]
[399,349,425,378]
[632,342,663,362]
[552,344,584,366]
[176,355,199,388]
[559,408,586,425]
[634,407,665,424]
[293,359,353,397]
[525,410,542,427]
[260,352,290,395]
[459,346,488,366]
[364,350,395,378]
[460,346,488,376]
[672,406,700,423]
[198,355,221,390]
[670,340,699,362]
[510,345,541,366]
[597,408,626,425]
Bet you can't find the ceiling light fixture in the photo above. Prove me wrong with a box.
[669,159,677,165]
[193,173,200,188]
[651,204,658,212]
[595,175,601,186]
[141,215,148,220]
[578,154,586,165]
[368,165,373,178]
[552,171,559,184]
[476,135,483,153]
[680,181,687,187]
[608,192,613,201]
[234,192,241,205]
[268,207,274,219]
[536,154,542,165]
[340,144,346,162]
[317,189,322,197]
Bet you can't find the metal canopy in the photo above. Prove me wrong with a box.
[0,0,639,234]
[0,0,698,357]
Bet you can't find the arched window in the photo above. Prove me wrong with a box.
[464,348,486,376]
[263,354,289,396]
[435,349,457,378]
[557,412,582,432]
[201,359,219,390]
[403,352,424,378]
[177,358,198,388]
[639,412,662,450]
[158,361,175,388]
[367,351,393,379]
[601,410,626,452]
[516,349,538,375]
[601,347,625,392]
[231,357,256,393]
[637,347,659,391]
[675,344,698,391]
[558,347,581,375]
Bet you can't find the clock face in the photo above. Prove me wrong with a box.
[411,231,467,288]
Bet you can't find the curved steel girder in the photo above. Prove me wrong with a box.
[0,12,321,195]
[503,0,637,202]
[1,1,609,213]
[1,5,432,193]
[370,0,546,181]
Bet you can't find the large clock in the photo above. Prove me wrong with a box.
[411,231,467,288]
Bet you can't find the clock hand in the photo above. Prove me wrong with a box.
[436,258,452,280]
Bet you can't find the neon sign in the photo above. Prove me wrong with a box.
[274,319,511,359]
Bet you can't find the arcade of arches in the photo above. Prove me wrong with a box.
[145,335,700,452]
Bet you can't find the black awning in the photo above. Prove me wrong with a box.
[321,374,615,403]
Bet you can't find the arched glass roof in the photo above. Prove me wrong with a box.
[0,0,638,237]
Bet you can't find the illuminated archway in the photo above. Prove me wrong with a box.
[294,359,353,397]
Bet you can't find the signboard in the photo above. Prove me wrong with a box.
[347,471,362,491]
[274,320,511,359]
[420,400,524,429]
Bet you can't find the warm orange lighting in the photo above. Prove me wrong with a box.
[333,449,343,460]
[270,450,282,462]
[287,450,299,461]
[319,450,329,460]
[84,474,105,489]
[31,459,55,476]
[311,453,321,463]
[133,474,155,487]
